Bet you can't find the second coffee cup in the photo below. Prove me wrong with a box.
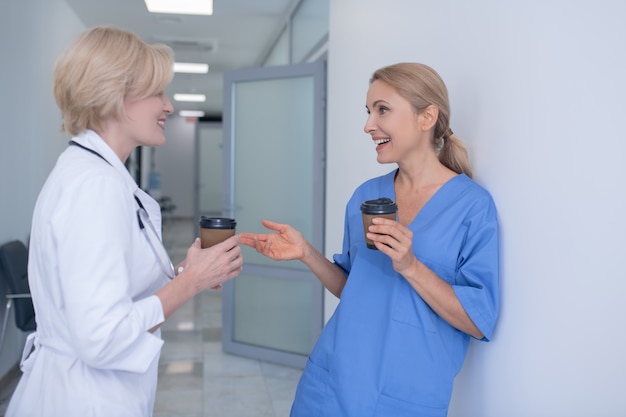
[360,198,398,250]
[199,217,237,248]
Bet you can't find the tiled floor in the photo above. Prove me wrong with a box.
[0,218,302,417]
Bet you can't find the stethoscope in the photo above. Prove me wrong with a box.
[68,141,176,279]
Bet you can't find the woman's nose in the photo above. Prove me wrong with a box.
[163,95,174,114]
[363,116,375,134]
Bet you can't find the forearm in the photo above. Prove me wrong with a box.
[301,242,347,298]
[403,260,483,339]
[151,272,198,332]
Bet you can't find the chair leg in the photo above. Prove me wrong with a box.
[0,299,13,355]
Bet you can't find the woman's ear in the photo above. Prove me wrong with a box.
[420,105,439,131]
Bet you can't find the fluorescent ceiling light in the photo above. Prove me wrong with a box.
[144,0,213,16]
[179,110,205,117]
[173,93,206,102]
[173,62,209,74]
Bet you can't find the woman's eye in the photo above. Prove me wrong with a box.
[378,106,388,115]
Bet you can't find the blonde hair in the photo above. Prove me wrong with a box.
[53,26,173,136]
[370,63,473,178]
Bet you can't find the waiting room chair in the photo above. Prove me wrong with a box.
[0,240,36,354]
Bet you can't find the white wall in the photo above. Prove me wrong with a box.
[326,1,626,416]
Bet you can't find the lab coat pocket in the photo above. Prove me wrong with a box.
[374,393,447,417]
[290,358,329,417]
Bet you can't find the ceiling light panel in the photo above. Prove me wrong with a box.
[144,0,213,16]
[174,94,206,102]
[179,110,205,117]
[174,62,209,74]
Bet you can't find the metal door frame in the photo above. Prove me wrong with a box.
[221,61,326,368]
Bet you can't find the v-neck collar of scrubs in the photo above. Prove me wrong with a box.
[384,169,471,229]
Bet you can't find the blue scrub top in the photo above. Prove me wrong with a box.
[291,171,500,417]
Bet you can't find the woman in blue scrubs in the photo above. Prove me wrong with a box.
[240,62,499,417]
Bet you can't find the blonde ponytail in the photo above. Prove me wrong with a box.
[439,132,472,178]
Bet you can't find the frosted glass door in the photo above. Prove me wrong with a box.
[222,62,325,368]
[197,124,223,217]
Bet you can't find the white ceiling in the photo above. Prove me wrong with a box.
[65,0,296,117]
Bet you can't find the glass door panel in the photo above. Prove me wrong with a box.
[222,62,326,368]
[197,124,223,217]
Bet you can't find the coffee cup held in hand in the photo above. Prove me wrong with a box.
[360,198,398,250]
[199,217,236,249]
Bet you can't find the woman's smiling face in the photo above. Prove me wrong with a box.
[363,80,427,165]
[123,91,173,148]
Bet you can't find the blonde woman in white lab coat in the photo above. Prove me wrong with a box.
[6,26,243,417]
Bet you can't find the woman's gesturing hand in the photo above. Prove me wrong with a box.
[239,219,308,262]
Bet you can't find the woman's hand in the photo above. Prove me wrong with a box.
[182,236,243,292]
[239,219,308,261]
[367,217,418,274]
[240,219,348,297]
[155,236,243,324]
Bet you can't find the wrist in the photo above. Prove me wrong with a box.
[300,240,314,262]
[402,257,426,286]
[173,269,201,298]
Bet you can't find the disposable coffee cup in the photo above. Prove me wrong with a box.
[360,198,398,250]
[199,217,236,249]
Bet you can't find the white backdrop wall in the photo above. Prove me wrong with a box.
[326,1,626,416]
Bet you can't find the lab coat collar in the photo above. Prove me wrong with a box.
[70,129,141,197]
[70,130,163,231]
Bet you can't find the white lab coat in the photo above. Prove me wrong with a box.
[7,130,170,416]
